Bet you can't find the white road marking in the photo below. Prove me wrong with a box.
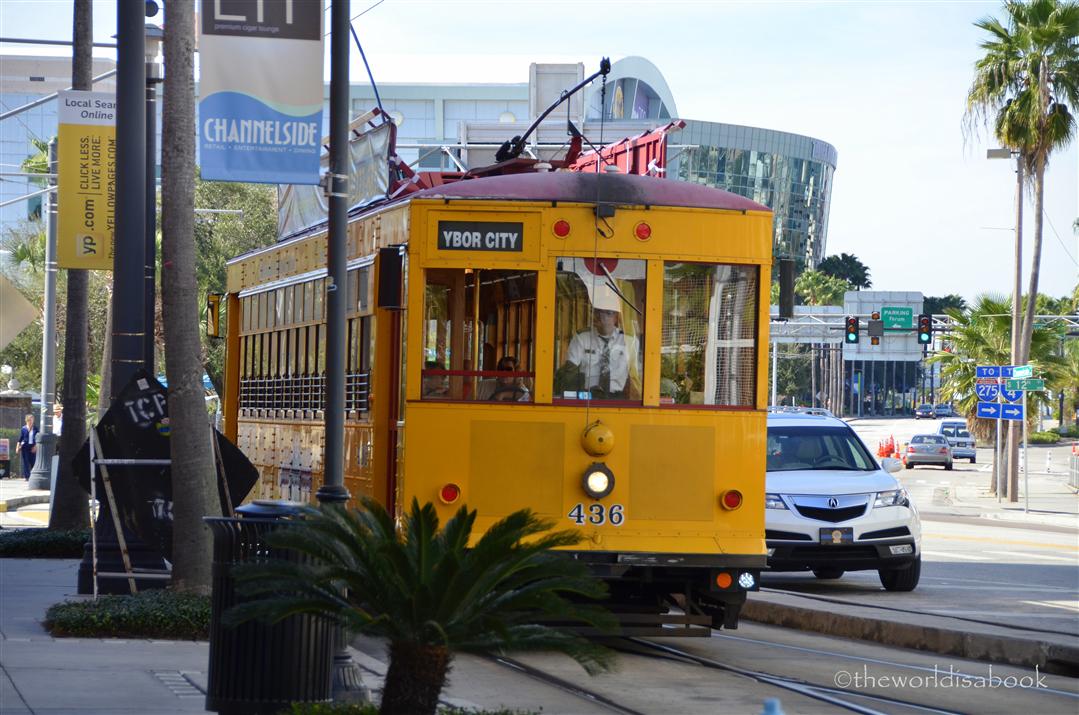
[1022,600,1079,612]
[921,549,991,561]
[983,550,1078,563]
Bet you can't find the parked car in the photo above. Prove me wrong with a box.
[914,404,935,419]
[905,433,953,470]
[765,412,922,591]
[934,403,956,418]
[938,420,976,463]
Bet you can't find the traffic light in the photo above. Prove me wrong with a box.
[917,313,932,344]
[845,316,859,343]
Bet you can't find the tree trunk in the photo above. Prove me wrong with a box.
[161,0,220,593]
[1019,161,1046,366]
[379,642,450,715]
[49,0,92,531]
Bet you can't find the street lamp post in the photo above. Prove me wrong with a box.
[988,147,1023,502]
[144,24,163,374]
[28,139,58,491]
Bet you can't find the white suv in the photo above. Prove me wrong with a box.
[765,412,922,591]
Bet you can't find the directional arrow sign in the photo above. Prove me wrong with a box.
[975,382,1000,402]
[977,402,1002,419]
[1012,365,1033,378]
[976,366,1000,379]
[1000,404,1025,421]
[1005,378,1045,391]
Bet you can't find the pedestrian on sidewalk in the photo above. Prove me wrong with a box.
[15,413,37,479]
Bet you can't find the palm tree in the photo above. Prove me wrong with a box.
[795,269,848,306]
[817,253,872,289]
[51,0,92,532]
[161,0,220,591]
[933,294,1063,495]
[966,0,1079,367]
[228,498,615,715]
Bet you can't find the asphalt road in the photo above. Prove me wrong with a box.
[760,416,1079,639]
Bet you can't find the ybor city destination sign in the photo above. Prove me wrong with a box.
[57,90,116,270]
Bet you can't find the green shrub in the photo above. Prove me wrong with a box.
[1056,425,1079,438]
[1029,431,1061,444]
[44,590,210,639]
[0,529,89,558]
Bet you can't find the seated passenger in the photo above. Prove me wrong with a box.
[479,356,531,402]
[422,360,449,398]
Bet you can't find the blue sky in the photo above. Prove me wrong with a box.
[2,0,1077,302]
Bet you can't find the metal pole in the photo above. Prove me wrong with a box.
[318,0,367,703]
[111,0,146,399]
[995,387,1003,502]
[1008,155,1024,502]
[1023,390,1029,513]
[28,139,58,491]
[770,338,777,406]
[144,40,161,375]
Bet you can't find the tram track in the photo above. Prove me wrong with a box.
[615,637,964,715]
[758,586,1074,638]
[484,653,646,715]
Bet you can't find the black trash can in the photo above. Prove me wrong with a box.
[204,501,334,715]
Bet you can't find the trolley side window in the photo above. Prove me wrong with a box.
[421,268,536,402]
[660,262,758,408]
[552,257,646,404]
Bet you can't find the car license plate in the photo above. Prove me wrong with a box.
[820,527,854,545]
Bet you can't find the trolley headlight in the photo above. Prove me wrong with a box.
[874,489,909,508]
[765,493,788,510]
[581,462,615,500]
[738,572,756,589]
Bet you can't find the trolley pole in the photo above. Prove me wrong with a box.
[317,0,367,703]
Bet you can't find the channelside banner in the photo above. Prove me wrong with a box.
[198,0,324,184]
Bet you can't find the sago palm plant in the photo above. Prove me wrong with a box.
[227,498,615,715]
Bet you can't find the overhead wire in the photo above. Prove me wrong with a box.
[1042,208,1078,266]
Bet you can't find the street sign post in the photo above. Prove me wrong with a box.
[1005,378,1044,391]
[882,306,913,329]
[1012,365,1033,379]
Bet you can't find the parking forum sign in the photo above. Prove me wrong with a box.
[57,90,115,270]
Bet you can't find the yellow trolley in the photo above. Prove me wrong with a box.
[223,170,771,631]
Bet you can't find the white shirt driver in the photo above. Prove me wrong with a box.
[566,329,639,395]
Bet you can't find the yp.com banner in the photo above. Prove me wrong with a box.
[199,0,324,184]
[57,90,115,270]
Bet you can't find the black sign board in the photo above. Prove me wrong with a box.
[75,371,258,562]
[437,221,524,252]
[201,0,321,40]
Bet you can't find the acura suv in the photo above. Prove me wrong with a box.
[765,412,922,591]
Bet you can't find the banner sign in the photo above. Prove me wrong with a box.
[437,221,525,252]
[57,90,115,270]
[199,0,325,184]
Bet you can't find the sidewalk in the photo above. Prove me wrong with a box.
[0,559,208,714]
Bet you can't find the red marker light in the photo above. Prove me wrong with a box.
[720,490,743,510]
[552,219,571,238]
[634,222,652,241]
[439,483,461,504]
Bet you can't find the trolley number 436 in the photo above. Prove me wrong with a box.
[567,503,625,526]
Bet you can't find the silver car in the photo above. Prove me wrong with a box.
[905,434,952,470]
[938,420,976,463]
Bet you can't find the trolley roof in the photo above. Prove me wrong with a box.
[408,171,771,213]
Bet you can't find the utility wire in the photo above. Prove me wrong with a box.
[1042,209,1078,266]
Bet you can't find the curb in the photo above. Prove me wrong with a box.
[0,494,50,513]
[741,599,1079,676]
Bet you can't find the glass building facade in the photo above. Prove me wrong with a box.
[668,122,838,271]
